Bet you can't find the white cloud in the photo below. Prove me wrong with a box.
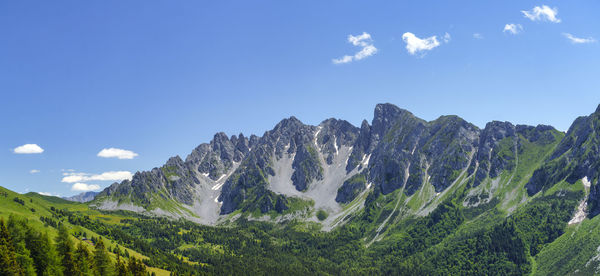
[71,183,101,192]
[443,32,451,43]
[13,144,44,154]
[503,24,523,35]
[402,32,440,55]
[473,33,484,40]
[61,171,133,183]
[522,5,561,23]
[332,32,378,64]
[563,33,596,44]
[97,148,138,159]
[37,192,58,196]
[29,169,40,174]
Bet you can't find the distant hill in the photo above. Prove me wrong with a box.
[63,191,99,203]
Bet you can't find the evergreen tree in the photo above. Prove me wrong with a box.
[25,229,62,276]
[127,257,147,276]
[0,218,23,276]
[7,215,36,276]
[74,241,93,276]
[114,253,128,276]
[93,238,113,276]
[56,224,76,275]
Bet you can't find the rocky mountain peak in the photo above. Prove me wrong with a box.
[165,155,184,167]
[274,116,304,132]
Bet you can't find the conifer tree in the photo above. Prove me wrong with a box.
[6,215,36,275]
[25,228,62,276]
[74,241,92,276]
[128,256,147,276]
[93,238,113,276]
[114,253,128,276]
[0,218,23,276]
[56,224,76,276]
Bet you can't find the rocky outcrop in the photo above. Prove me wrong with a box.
[317,119,359,165]
[346,120,372,172]
[186,133,249,180]
[218,117,315,214]
[99,156,200,206]
[335,174,367,203]
[291,143,323,191]
[467,121,517,187]
[526,106,600,197]
[365,106,479,196]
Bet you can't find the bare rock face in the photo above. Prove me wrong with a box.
[186,132,247,180]
[291,143,323,191]
[364,105,480,196]
[335,174,367,203]
[99,155,200,206]
[346,120,372,173]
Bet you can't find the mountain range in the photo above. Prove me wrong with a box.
[91,103,600,233]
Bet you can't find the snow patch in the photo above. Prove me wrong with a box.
[333,136,339,155]
[361,154,371,166]
[314,127,322,148]
[211,174,228,190]
[583,176,592,188]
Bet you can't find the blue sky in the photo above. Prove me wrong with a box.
[1,1,599,196]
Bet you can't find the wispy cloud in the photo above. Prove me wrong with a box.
[13,144,44,154]
[332,32,378,64]
[61,171,132,183]
[563,33,596,44]
[97,148,138,159]
[71,183,101,192]
[522,5,561,23]
[38,192,60,197]
[402,32,440,55]
[503,24,523,35]
[29,169,40,174]
[473,33,484,40]
[443,32,451,43]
